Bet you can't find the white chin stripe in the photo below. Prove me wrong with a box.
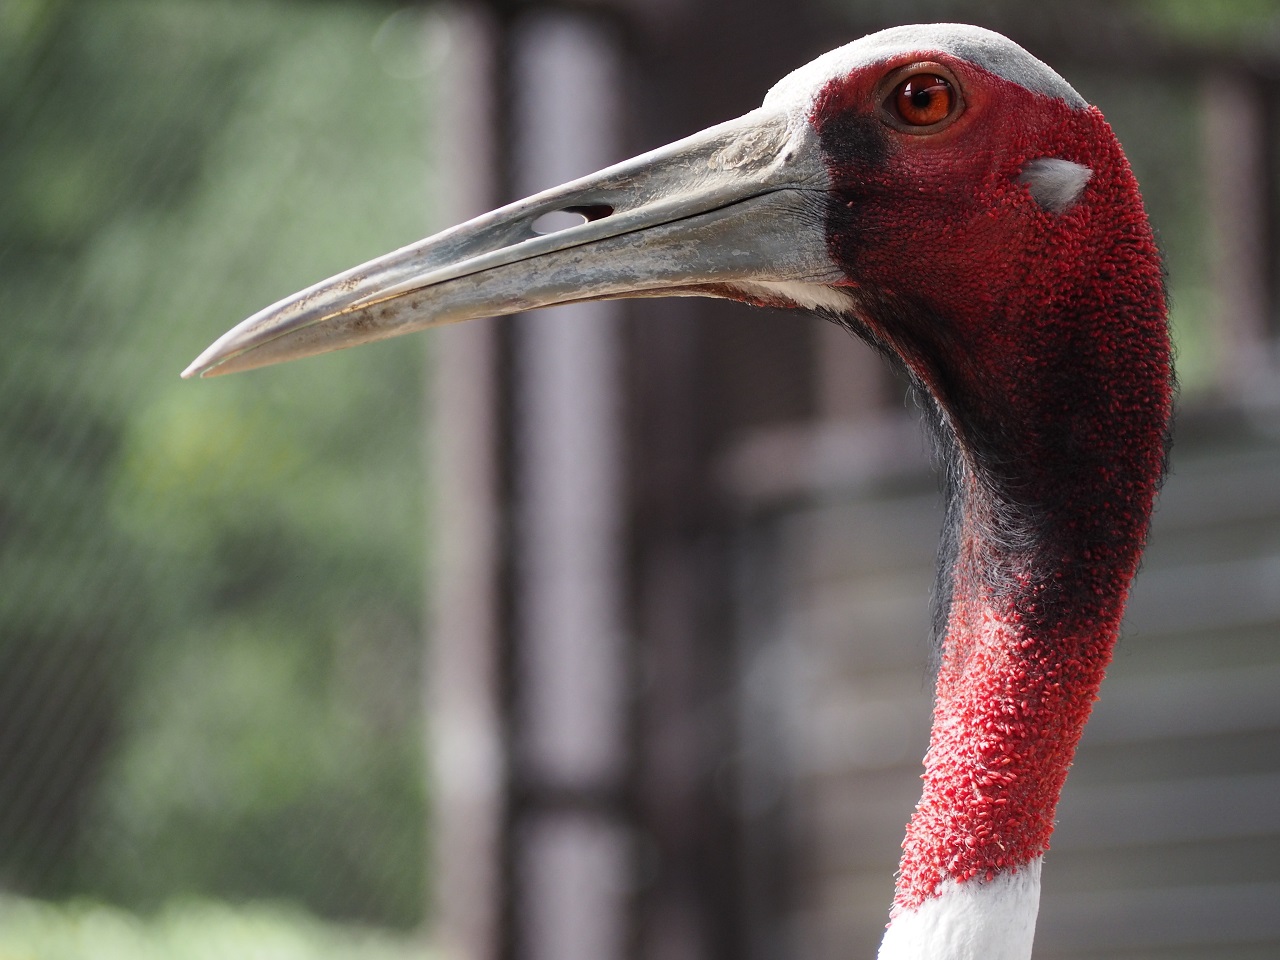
[1020,158,1092,213]
[727,279,856,314]
[877,859,1042,960]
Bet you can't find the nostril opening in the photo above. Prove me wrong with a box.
[532,209,589,235]
[567,203,614,222]
[530,203,615,236]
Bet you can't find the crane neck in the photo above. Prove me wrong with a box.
[875,185,1173,958]
[877,459,1144,959]
[899,467,1137,906]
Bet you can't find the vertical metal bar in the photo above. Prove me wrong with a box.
[510,12,630,960]
[426,6,506,959]
[1203,70,1271,389]
[623,2,827,955]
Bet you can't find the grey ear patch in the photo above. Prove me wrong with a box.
[1019,158,1092,213]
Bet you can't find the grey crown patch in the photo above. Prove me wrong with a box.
[766,24,1088,116]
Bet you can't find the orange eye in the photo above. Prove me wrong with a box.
[890,73,956,127]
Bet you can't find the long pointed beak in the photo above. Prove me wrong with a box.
[183,107,840,378]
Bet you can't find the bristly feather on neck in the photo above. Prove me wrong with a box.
[828,285,1175,668]
[826,302,1057,661]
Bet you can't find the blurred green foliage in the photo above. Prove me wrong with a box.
[1143,0,1280,42]
[0,895,433,960]
[1,0,434,930]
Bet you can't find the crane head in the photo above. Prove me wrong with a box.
[184,22,1164,460]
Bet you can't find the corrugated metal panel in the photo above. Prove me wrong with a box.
[763,430,1280,958]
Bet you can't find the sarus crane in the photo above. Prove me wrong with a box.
[185,23,1173,960]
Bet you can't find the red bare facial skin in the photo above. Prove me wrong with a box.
[809,56,1173,911]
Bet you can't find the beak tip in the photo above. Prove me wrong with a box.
[181,350,221,380]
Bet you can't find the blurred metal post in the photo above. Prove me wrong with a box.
[1202,69,1272,392]
[510,12,630,960]
[426,6,505,959]
[427,2,827,959]
[617,0,829,956]
[428,6,629,960]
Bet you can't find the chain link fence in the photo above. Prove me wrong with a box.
[1,1,441,953]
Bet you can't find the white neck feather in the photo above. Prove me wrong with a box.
[877,858,1042,960]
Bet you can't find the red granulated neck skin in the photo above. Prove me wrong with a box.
[808,60,1174,911]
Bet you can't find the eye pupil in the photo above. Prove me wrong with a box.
[891,73,955,127]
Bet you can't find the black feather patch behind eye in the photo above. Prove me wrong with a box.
[818,112,890,173]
